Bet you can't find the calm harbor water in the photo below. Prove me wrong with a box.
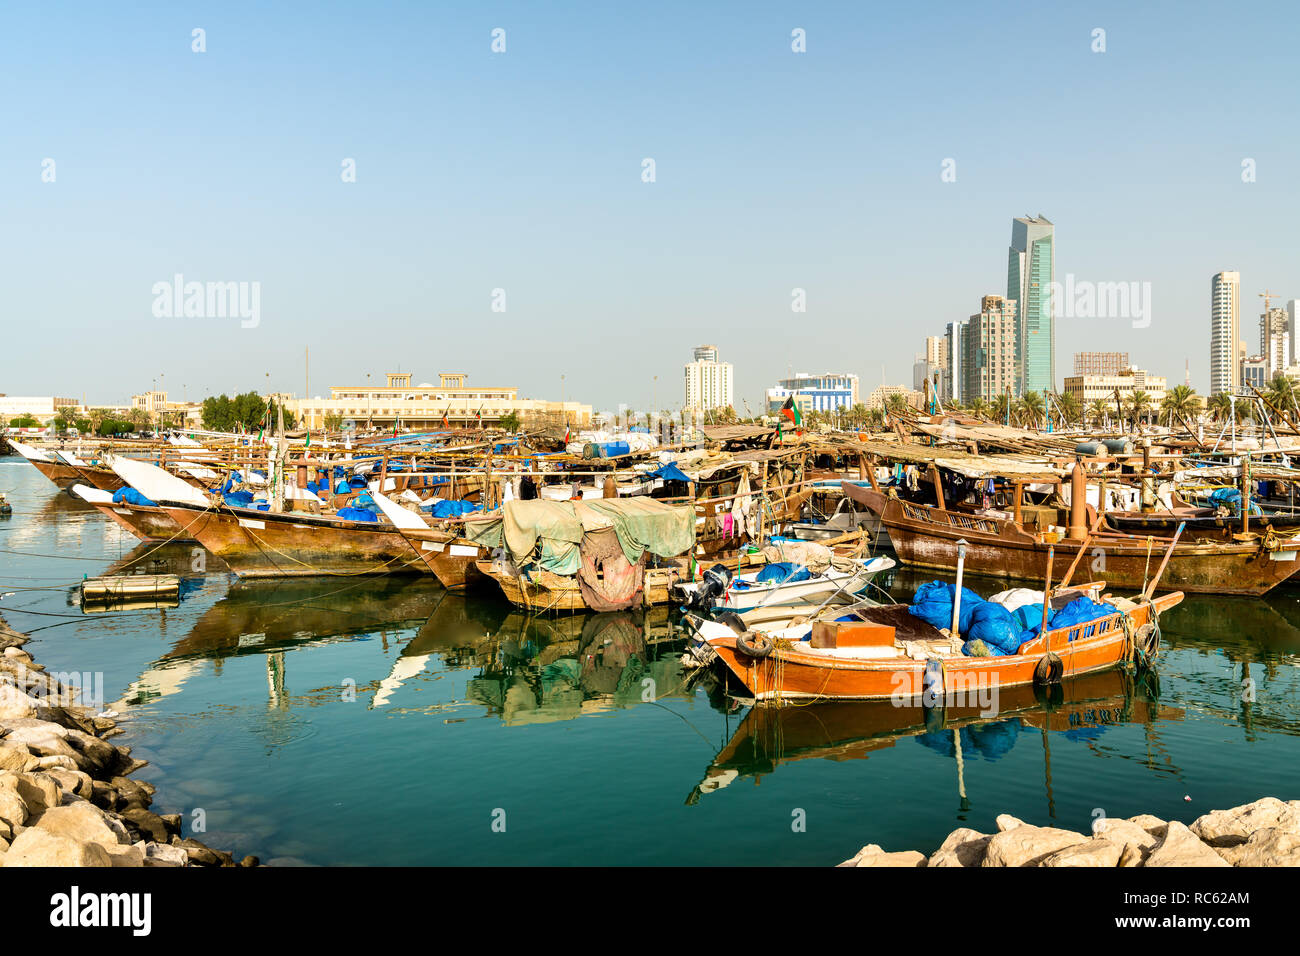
[2,454,1300,865]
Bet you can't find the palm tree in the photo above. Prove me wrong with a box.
[1127,390,1152,427]
[886,393,909,418]
[1265,373,1298,413]
[866,407,885,428]
[1086,399,1109,429]
[1016,391,1045,429]
[1055,392,1081,427]
[992,394,1011,424]
[1160,384,1197,426]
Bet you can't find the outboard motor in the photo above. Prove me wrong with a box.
[686,563,732,614]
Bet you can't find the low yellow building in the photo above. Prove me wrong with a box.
[289,372,592,431]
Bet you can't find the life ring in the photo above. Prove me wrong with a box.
[734,632,774,659]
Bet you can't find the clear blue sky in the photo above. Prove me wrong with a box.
[4,0,1298,413]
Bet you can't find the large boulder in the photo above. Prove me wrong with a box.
[7,772,61,815]
[142,842,188,867]
[0,684,36,721]
[105,842,146,868]
[0,745,38,773]
[1215,828,1300,867]
[839,843,926,867]
[1040,839,1123,867]
[0,781,29,831]
[928,828,992,867]
[1190,798,1300,848]
[32,801,129,850]
[1093,817,1160,863]
[982,825,1088,867]
[3,827,112,867]
[1143,821,1230,867]
[1,722,78,762]
[995,814,1025,832]
[121,808,170,844]
[1126,814,1169,839]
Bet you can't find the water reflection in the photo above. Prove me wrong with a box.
[117,576,443,709]
[690,667,1185,803]
[465,608,691,725]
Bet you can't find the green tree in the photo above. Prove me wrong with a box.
[8,414,39,428]
[1127,390,1152,426]
[1087,399,1109,429]
[499,411,521,433]
[1160,384,1198,426]
[323,412,344,431]
[1265,373,1297,413]
[1055,392,1081,427]
[1015,391,1045,429]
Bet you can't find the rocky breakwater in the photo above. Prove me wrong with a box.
[0,619,253,868]
[840,798,1300,867]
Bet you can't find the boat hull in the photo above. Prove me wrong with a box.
[160,504,429,578]
[404,529,492,590]
[90,501,192,541]
[713,592,1180,703]
[845,485,1300,596]
[476,560,679,613]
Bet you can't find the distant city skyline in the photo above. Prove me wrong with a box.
[5,2,1298,411]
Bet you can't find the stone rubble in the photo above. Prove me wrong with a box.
[840,797,1300,867]
[0,619,254,868]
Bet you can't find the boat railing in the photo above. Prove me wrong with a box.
[900,501,999,534]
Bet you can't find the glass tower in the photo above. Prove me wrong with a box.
[1007,215,1055,396]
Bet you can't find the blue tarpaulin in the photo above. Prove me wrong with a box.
[642,463,692,484]
[112,487,157,507]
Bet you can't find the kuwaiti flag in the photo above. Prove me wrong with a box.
[781,396,802,427]
[563,422,571,443]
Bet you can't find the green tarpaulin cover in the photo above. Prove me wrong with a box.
[464,497,695,570]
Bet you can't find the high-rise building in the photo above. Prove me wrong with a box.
[1073,352,1130,376]
[1262,306,1290,377]
[1288,300,1300,357]
[925,335,947,370]
[1209,271,1240,395]
[1007,215,1055,395]
[683,344,733,411]
[960,295,1018,405]
[945,318,970,403]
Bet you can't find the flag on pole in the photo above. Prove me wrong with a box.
[780,395,802,428]
[563,420,571,444]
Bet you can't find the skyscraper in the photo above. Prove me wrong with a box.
[1007,215,1055,396]
[683,344,733,411]
[959,295,1018,405]
[1210,271,1240,395]
[1261,306,1289,377]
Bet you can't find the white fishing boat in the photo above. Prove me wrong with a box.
[789,496,870,540]
[675,555,894,613]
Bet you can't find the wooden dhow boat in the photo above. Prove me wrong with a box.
[842,471,1300,596]
[70,484,194,541]
[706,584,1181,704]
[461,497,697,612]
[702,519,1186,705]
[8,440,125,491]
[103,454,430,579]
